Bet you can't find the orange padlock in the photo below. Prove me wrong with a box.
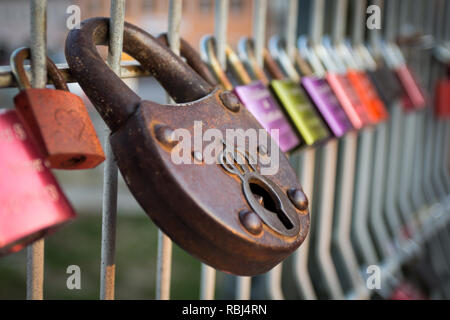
[347,70,389,124]
[11,47,105,169]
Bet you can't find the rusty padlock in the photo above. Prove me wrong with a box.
[66,17,309,275]
[11,47,105,169]
[0,109,75,256]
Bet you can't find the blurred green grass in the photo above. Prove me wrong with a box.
[0,212,227,299]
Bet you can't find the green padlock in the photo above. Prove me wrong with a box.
[270,79,330,146]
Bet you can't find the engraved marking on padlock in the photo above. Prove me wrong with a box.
[218,148,300,237]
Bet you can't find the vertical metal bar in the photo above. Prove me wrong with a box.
[351,0,364,45]
[369,0,382,54]
[334,133,368,299]
[431,0,449,202]
[285,0,299,60]
[100,0,125,300]
[384,0,398,42]
[253,0,285,299]
[200,0,230,301]
[253,0,267,67]
[309,0,324,45]
[267,264,283,300]
[369,121,391,259]
[443,125,450,193]
[27,0,47,301]
[426,0,450,292]
[331,0,367,299]
[332,0,348,44]
[366,0,394,270]
[396,0,419,237]
[235,275,251,300]
[384,104,404,239]
[315,140,344,299]
[292,149,317,300]
[307,0,344,299]
[352,128,378,265]
[200,265,216,300]
[409,0,427,227]
[398,112,417,231]
[422,0,439,206]
[156,0,182,301]
[168,0,182,56]
[214,0,229,69]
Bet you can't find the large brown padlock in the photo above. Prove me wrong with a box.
[65,18,309,275]
[11,47,105,169]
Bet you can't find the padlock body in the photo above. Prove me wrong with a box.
[347,70,389,124]
[435,78,450,118]
[368,66,404,106]
[14,88,105,169]
[0,109,75,256]
[233,81,300,152]
[301,76,354,137]
[326,72,371,129]
[270,79,330,146]
[395,65,426,111]
[109,88,309,276]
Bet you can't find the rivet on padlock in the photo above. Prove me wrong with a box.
[11,47,105,169]
[0,109,76,256]
[66,18,309,276]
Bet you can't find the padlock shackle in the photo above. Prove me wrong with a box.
[237,38,269,85]
[199,35,234,90]
[297,36,327,77]
[199,35,254,90]
[156,34,218,87]
[11,47,69,91]
[268,36,303,82]
[65,17,213,132]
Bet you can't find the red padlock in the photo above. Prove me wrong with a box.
[347,70,389,124]
[12,47,105,169]
[0,109,76,256]
[395,65,427,111]
[326,72,371,129]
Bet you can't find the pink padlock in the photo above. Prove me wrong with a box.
[0,109,75,256]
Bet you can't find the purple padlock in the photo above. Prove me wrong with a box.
[301,76,353,137]
[234,80,300,152]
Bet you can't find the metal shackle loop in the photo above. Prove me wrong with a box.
[200,35,234,90]
[11,47,69,92]
[156,33,218,87]
[65,17,214,132]
[237,37,270,85]
[270,35,315,78]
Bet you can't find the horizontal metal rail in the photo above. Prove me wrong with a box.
[0,62,150,88]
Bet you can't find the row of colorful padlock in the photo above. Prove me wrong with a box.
[0,17,449,276]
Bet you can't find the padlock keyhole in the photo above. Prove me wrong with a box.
[249,182,293,230]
